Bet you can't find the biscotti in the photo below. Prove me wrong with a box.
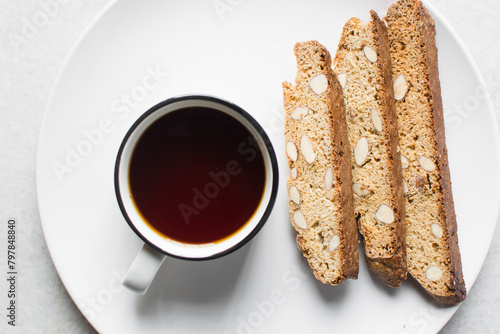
[385,0,466,304]
[333,11,407,287]
[283,40,359,285]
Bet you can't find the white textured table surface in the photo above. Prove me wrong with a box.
[1,0,499,333]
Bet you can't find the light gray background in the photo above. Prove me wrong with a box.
[0,0,499,333]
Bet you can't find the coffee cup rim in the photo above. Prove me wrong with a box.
[114,94,279,261]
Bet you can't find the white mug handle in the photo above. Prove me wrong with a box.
[122,243,167,294]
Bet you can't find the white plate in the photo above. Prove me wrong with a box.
[36,0,500,333]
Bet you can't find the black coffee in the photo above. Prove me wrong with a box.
[129,107,266,244]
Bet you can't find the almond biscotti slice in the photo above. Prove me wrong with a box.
[283,40,359,285]
[333,11,407,287]
[385,0,466,304]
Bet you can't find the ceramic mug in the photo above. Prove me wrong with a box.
[114,95,279,294]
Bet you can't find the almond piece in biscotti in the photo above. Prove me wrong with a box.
[354,137,370,166]
[431,223,443,238]
[363,45,378,63]
[291,106,309,120]
[328,235,341,253]
[353,183,370,196]
[309,74,328,95]
[401,154,409,168]
[300,136,316,164]
[371,109,383,132]
[426,266,443,281]
[393,75,408,100]
[324,167,334,191]
[289,186,300,205]
[419,155,436,172]
[293,210,307,230]
[286,141,298,162]
[375,204,395,224]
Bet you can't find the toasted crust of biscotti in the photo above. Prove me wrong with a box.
[283,40,359,285]
[385,0,466,304]
[333,11,407,287]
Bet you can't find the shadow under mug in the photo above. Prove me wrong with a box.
[114,95,279,294]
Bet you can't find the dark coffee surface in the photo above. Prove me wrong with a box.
[129,107,266,244]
